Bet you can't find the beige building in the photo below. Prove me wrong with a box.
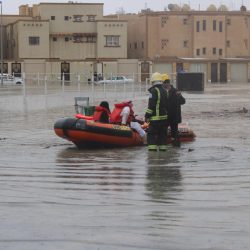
[120,9,250,82]
[2,2,132,80]
[2,3,250,83]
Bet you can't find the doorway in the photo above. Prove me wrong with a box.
[220,63,227,83]
[0,63,8,74]
[211,63,218,83]
[141,61,150,82]
[11,62,21,77]
[61,62,70,81]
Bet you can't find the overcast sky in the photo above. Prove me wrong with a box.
[2,0,250,15]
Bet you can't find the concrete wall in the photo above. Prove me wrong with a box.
[17,20,50,59]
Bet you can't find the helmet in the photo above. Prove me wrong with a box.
[162,73,170,82]
[151,72,162,83]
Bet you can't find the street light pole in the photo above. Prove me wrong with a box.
[0,1,3,85]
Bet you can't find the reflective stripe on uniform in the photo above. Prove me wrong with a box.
[149,87,167,121]
[150,115,167,121]
[146,108,153,114]
[159,145,167,151]
[155,87,160,117]
[148,145,157,150]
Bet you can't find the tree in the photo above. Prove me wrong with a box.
[206,4,217,11]
[218,5,228,11]
[168,4,181,11]
[182,4,191,11]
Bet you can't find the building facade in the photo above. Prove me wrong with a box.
[2,2,133,80]
[120,9,250,82]
[1,3,250,83]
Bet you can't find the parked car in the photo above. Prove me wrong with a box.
[0,74,23,85]
[96,76,134,84]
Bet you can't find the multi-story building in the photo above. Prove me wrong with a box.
[2,2,133,80]
[120,8,250,82]
[2,3,250,83]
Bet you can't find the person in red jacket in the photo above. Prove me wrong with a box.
[93,101,111,123]
[110,101,134,125]
[110,101,146,141]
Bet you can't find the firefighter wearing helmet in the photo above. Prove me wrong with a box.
[144,72,168,151]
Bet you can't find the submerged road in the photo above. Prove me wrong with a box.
[0,82,250,249]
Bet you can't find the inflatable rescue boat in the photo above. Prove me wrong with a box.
[54,115,195,148]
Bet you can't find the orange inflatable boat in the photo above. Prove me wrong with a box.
[54,116,195,148]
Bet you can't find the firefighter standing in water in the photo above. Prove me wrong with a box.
[145,72,168,151]
[162,73,186,147]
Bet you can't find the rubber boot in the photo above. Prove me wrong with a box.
[172,138,181,147]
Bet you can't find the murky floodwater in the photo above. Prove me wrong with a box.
[0,83,250,250]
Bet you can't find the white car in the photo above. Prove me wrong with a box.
[0,74,23,85]
[96,76,134,84]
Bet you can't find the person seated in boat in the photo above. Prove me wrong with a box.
[110,101,146,141]
[93,101,111,123]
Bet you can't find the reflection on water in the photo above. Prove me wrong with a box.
[146,149,182,201]
[56,147,135,191]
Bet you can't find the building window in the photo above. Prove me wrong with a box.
[213,20,216,31]
[87,15,96,22]
[51,16,55,20]
[29,36,40,45]
[12,39,16,47]
[129,43,132,49]
[183,40,188,48]
[73,15,83,22]
[86,36,96,43]
[219,21,223,32]
[134,42,137,49]
[219,49,223,55]
[196,48,200,56]
[161,16,168,27]
[213,47,216,55]
[196,21,200,32]
[73,36,96,43]
[64,16,69,21]
[52,37,57,42]
[203,20,206,31]
[73,35,82,43]
[105,35,120,47]
[183,18,187,25]
[244,39,248,49]
[203,47,206,55]
[244,17,248,27]
[161,39,168,49]
[65,37,70,42]
[226,40,230,47]
[227,19,231,25]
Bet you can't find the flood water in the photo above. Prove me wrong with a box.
[0,83,250,250]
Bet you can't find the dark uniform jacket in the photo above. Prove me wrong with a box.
[145,83,168,121]
[166,86,185,124]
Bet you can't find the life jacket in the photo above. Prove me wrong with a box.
[93,106,110,123]
[110,101,134,124]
